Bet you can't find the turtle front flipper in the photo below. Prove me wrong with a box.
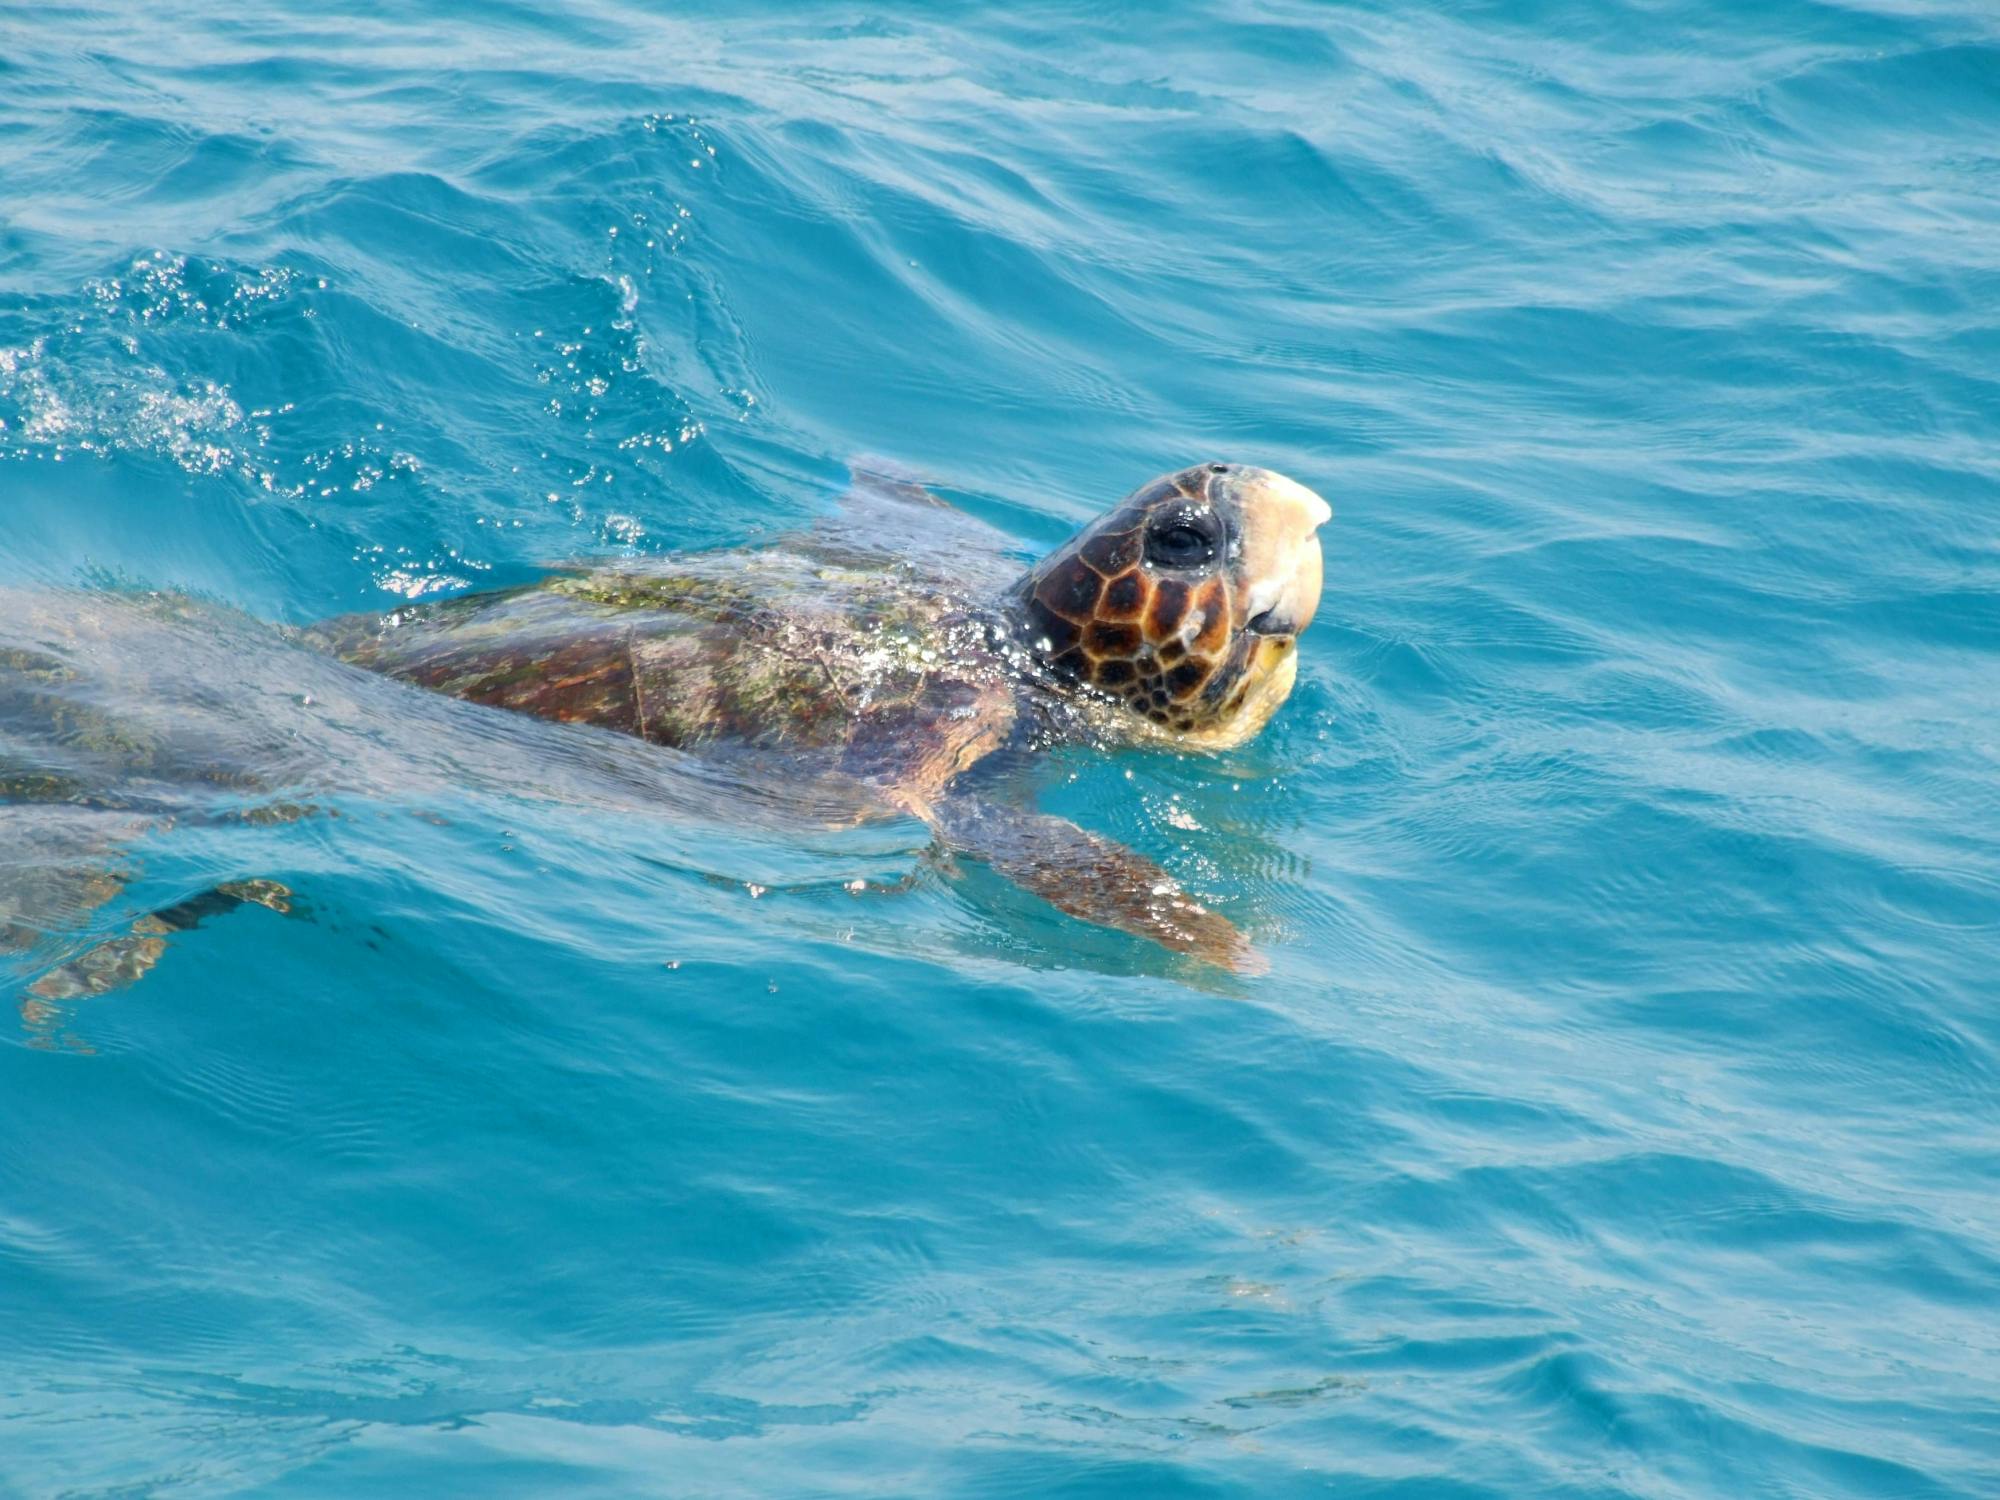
[928,798,1260,973]
[810,459,1024,593]
[24,879,296,1012]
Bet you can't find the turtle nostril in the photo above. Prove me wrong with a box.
[1207,463,1229,474]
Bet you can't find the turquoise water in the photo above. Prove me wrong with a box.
[4,0,1999,1493]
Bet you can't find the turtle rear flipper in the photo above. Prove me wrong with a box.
[929,798,1260,973]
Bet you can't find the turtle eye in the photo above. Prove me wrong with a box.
[1145,521,1217,569]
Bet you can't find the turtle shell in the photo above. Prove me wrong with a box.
[310,549,1021,806]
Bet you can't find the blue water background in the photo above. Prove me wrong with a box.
[4,1,1999,1494]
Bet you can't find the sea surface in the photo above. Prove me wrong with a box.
[3,2,1998,1495]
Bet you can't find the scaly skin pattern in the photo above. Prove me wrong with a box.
[1019,484,1251,733]
[1013,465,1310,748]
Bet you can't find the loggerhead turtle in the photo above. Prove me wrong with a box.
[308,460,1329,969]
[5,461,1328,1005]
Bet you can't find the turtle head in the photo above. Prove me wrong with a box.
[1014,463,1330,748]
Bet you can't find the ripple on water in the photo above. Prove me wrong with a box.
[4,0,2000,1497]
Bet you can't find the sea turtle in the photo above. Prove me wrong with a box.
[4,461,1328,1011]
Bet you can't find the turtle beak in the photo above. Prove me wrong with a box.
[1215,466,1331,638]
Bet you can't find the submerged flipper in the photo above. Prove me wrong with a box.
[929,798,1259,973]
[812,459,1025,593]
[23,879,295,1005]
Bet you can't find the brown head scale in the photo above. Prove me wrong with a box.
[1014,462,1330,748]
